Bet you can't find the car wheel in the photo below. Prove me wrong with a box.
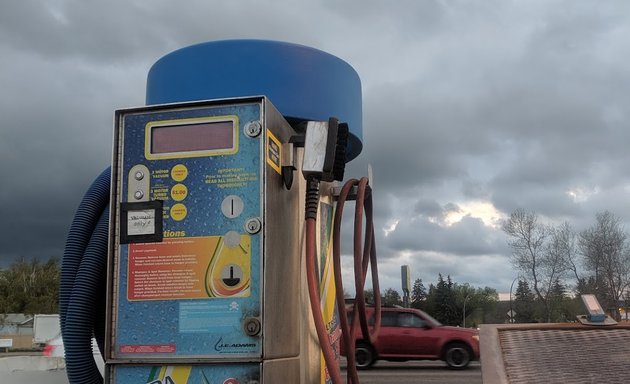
[355,342,376,369]
[443,342,472,369]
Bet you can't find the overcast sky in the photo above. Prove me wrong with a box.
[2,0,630,296]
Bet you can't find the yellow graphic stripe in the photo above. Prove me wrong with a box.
[158,366,168,380]
[154,365,192,383]
[167,366,192,383]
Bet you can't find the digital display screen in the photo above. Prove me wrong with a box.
[151,121,234,154]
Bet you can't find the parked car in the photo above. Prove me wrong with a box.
[342,306,480,369]
[43,334,105,375]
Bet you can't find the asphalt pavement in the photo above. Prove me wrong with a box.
[1,355,482,384]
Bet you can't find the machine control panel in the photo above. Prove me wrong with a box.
[110,99,266,362]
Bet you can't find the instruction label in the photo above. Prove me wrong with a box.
[128,236,251,301]
[205,167,258,189]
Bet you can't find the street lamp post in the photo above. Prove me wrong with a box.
[463,294,471,328]
[509,276,519,324]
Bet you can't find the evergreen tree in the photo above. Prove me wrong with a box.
[411,278,427,309]
[549,279,571,322]
[513,280,536,323]
[433,274,458,325]
[425,283,437,314]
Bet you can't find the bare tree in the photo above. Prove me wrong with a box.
[544,222,576,317]
[502,209,571,322]
[579,211,630,320]
[555,221,581,283]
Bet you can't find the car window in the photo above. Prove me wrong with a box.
[366,311,397,327]
[397,312,426,328]
[381,312,398,326]
[349,309,428,328]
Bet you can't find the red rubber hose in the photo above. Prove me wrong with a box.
[307,176,382,384]
[351,177,381,344]
[306,217,344,384]
[332,179,360,384]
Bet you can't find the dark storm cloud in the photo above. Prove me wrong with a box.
[0,2,169,62]
[0,54,123,262]
[413,198,446,218]
[356,0,630,291]
[3,0,630,294]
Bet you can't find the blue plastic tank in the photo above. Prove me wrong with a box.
[146,40,363,161]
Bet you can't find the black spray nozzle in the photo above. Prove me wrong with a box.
[333,122,349,182]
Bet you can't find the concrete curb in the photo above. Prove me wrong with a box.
[0,356,66,372]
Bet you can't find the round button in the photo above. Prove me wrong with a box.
[221,195,244,218]
[223,231,241,248]
[170,183,188,201]
[171,164,188,182]
[170,203,187,221]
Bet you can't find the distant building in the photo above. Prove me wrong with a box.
[0,314,34,349]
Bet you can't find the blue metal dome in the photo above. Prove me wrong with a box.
[146,40,363,161]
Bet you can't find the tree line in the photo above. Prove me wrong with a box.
[364,274,499,327]
[0,258,59,315]
[5,256,503,328]
[503,209,630,322]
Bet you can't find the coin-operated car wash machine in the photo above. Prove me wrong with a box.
[60,40,381,384]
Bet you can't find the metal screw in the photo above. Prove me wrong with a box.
[134,171,144,181]
[134,190,144,200]
[244,121,262,138]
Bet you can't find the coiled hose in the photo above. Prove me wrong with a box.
[306,176,381,384]
[60,167,110,384]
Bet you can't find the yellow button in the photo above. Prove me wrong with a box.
[171,164,188,182]
[170,183,188,201]
[170,203,187,221]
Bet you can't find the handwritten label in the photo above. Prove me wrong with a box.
[127,209,156,236]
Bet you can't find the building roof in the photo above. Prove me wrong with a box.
[480,322,630,383]
[0,314,33,326]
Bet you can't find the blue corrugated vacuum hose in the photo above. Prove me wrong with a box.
[61,167,110,383]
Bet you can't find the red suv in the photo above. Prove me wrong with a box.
[343,306,480,369]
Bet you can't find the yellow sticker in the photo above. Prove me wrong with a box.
[170,203,187,221]
[171,164,188,182]
[266,129,282,175]
[170,184,188,201]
